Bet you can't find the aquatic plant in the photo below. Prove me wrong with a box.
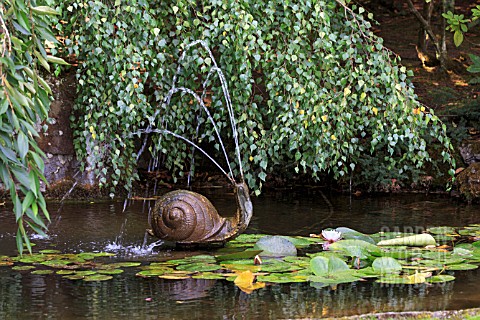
[48,0,455,195]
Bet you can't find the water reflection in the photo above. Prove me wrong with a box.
[0,192,479,318]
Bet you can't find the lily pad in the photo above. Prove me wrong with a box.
[39,249,62,254]
[372,257,402,274]
[311,256,349,276]
[254,236,297,257]
[257,273,309,283]
[329,239,381,259]
[83,274,113,282]
[110,262,142,268]
[445,264,478,271]
[159,274,191,280]
[335,227,376,244]
[97,269,124,275]
[176,263,221,272]
[426,274,456,283]
[192,272,226,280]
[215,250,263,262]
[428,226,457,235]
[136,269,171,277]
[12,265,36,271]
[56,270,76,275]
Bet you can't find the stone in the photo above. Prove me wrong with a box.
[456,163,480,202]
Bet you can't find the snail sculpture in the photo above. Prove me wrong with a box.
[149,181,253,247]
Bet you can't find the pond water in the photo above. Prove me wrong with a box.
[1,189,479,319]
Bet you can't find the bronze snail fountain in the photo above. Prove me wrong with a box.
[149,181,253,247]
[137,40,254,248]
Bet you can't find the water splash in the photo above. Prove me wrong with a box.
[104,239,164,256]
[132,39,245,185]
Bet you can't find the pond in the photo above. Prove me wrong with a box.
[1,189,479,319]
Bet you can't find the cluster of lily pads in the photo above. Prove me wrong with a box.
[2,225,480,291]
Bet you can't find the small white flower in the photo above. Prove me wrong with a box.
[321,230,342,242]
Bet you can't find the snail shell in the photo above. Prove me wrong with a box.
[150,189,233,244]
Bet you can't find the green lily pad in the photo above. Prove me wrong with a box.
[19,254,48,263]
[110,262,142,268]
[39,249,62,254]
[222,264,261,272]
[74,270,97,276]
[311,256,349,276]
[329,239,381,259]
[426,275,455,283]
[335,227,376,244]
[308,270,360,285]
[97,269,124,275]
[215,250,263,262]
[428,226,457,235]
[41,260,73,267]
[192,272,226,280]
[258,273,309,283]
[159,274,191,280]
[12,265,36,271]
[31,269,54,275]
[445,264,478,271]
[83,274,113,282]
[136,269,171,277]
[279,236,319,248]
[260,261,299,273]
[254,236,297,257]
[372,257,402,274]
[62,275,85,280]
[176,263,221,272]
[56,270,76,275]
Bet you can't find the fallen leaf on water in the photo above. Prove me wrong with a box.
[234,270,265,294]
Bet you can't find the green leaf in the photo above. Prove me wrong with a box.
[46,55,70,65]
[453,30,464,47]
[372,257,402,274]
[31,6,59,16]
[17,132,29,159]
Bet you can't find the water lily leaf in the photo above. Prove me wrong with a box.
[472,241,480,248]
[283,256,311,267]
[279,236,319,248]
[353,267,380,278]
[335,227,375,244]
[158,274,191,280]
[234,270,265,294]
[377,234,436,247]
[83,274,113,282]
[77,253,96,260]
[233,234,268,243]
[260,261,299,273]
[329,239,381,259]
[311,256,349,276]
[222,264,261,272]
[215,250,263,262]
[254,236,297,257]
[192,272,226,280]
[41,259,73,267]
[372,257,402,274]
[74,270,97,276]
[39,249,61,254]
[12,265,36,271]
[31,269,54,275]
[110,262,142,268]
[56,270,75,275]
[62,275,85,280]
[445,264,478,271]
[428,226,457,235]
[308,271,360,284]
[176,263,221,272]
[379,248,419,259]
[136,269,170,277]
[98,269,124,275]
[19,254,48,263]
[257,273,309,283]
[426,275,455,283]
